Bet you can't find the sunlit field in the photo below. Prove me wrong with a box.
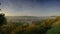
[0,15,60,34]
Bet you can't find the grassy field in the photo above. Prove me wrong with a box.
[0,16,60,34]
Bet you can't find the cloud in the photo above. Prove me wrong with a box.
[1,0,60,16]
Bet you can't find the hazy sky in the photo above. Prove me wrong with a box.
[0,0,60,16]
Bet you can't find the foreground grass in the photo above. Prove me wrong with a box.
[1,16,60,34]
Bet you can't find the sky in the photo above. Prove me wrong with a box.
[0,0,60,16]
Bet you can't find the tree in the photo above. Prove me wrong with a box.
[0,13,7,26]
